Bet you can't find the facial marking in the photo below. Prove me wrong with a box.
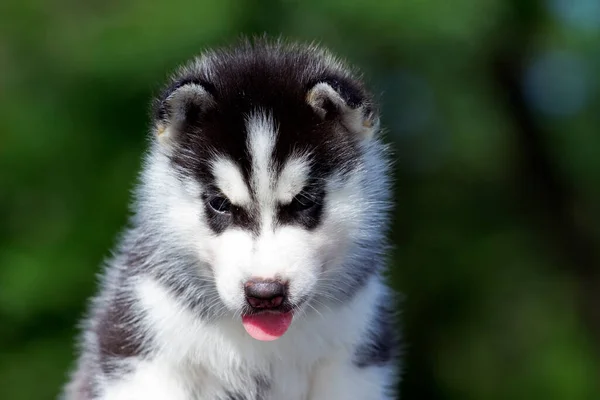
[275,156,311,204]
[211,157,251,206]
[246,111,277,203]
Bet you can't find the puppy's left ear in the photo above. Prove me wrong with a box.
[306,79,379,140]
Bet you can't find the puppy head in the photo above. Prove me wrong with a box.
[141,40,391,333]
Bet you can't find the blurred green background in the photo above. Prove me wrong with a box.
[1,0,599,399]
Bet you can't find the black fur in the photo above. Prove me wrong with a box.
[223,375,270,400]
[276,178,326,230]
[95,291,146,375]
[253,374,271,398]
[353,302,399,369]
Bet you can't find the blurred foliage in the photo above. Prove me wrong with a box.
[1,0,599,399]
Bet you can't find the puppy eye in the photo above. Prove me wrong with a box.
[289,193,318,212]
[207,196,232,214]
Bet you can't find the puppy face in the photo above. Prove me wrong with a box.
[144,40,388,319]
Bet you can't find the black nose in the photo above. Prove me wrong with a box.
[244,279,287,309]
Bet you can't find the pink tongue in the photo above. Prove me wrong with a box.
[242,312,293,341]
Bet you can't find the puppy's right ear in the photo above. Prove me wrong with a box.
[152,81,215,147]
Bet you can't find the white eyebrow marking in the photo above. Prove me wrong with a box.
[211,157,251,205]
[275,156,310,204]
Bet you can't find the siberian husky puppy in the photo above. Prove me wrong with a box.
[63,38,400,400]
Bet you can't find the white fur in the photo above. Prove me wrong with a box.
[138,147,213,262]
[100,360,190,400]
[247,111,277,204]
[94,275,391,400]
[211,157,252,206]
[275,156,310,204]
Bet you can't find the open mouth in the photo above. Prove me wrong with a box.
[241,310,294,341]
